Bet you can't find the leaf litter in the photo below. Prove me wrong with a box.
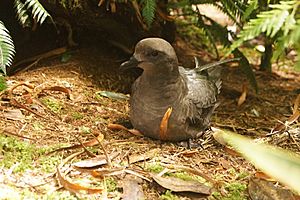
[0,47,300,199]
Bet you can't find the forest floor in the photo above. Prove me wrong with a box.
[1,38,300,199]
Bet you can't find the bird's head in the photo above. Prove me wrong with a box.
[120,38,179,75]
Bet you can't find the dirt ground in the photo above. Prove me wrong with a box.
[1,39,300,199]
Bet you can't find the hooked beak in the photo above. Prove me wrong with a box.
[120,56,141,71]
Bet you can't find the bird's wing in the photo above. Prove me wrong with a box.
[179,66,220,126]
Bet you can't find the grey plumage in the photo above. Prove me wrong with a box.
[120,38,222,141]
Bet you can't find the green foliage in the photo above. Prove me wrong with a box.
[216,129,300,193]
[72,112,84,120]
[14,0,53,26]
[140,0,156,26]
[227,1,297,54]
[14,0,31,27]
[41,97,63,113]
[0,0,51,74]
[24,0,53,25]
[160,190,180,200]
[227,0,300,69]
[0,135,41,172]
[0,21,15,75]
[224,182,247,200]
[0,75,7,91]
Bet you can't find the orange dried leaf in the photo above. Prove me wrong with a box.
[254,171,275,181]
[128,129,143,136]
[159,107,172,140]
[57,167,103,194]
[42,86,71,99]
[107,123,127,131]
[237,84,247,106]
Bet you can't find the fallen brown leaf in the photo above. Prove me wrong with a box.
[57,167,103,195]
[72,152,119,169]
[122,176,145,200]
[47,134,104,154]
[107,123,143,136]
[237,84,247,106]
[42,86,71,99]
[248,177,296,200]
[1,109,24,121]
[152,174,211,195]
[254,171,275,181]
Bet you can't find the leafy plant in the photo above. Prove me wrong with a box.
[227,0,300,71]
[0,0,52,74]
[140,0,156,26]
[215,129,300,193]
[0,21,15,75]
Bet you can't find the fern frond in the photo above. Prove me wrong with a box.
[242,0,258,21]
[226,0,297,56]
[217,0,245,26]
[25,0,52,25]
[14,0,31,27]
[0,21,15,75]
[140,0,156,26]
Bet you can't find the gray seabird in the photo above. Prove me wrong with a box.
[121,38,222,141]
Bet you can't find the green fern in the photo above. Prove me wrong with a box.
[226,0,298,56]
[0,21,15,75]
[25,0,53,25]
[14,0,31,27]
[140,0,156,27]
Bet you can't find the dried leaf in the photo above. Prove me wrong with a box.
[57,167,103,195]
[152,175,211,195]
[107,123,128,130]
[73,152,119,169]
[248,178,296,200]
[2,109,24,121]
[237,84,247,106]
[110,1,116,13]
[122,177,145,200]
[128,149,158,164]
[273,110,300,132]
[273,94,300,132]
[128,129,143,136]
[107,123,143,136]
[47,134,104,154]
[42,86,71,99]
[98,0,105,6]
[91,167,125,178]
[156,7,175,21]
[254,171,275,181]
[131,0,148,30]
[224,146,240,156]
[159,107,172,140]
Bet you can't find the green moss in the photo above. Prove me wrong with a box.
[41,97,63,113]
[160,190,180,200]
[80,126,91,134]
[0,75,7,91]
[0,135,40,172]
[19,188,77,200]
[0,135,62,173]
[106,177,117,192]
[146,163,164,173]
[223,182,247,200]
[72,112,84,120]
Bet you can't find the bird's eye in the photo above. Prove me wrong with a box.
[151,51,159,57]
